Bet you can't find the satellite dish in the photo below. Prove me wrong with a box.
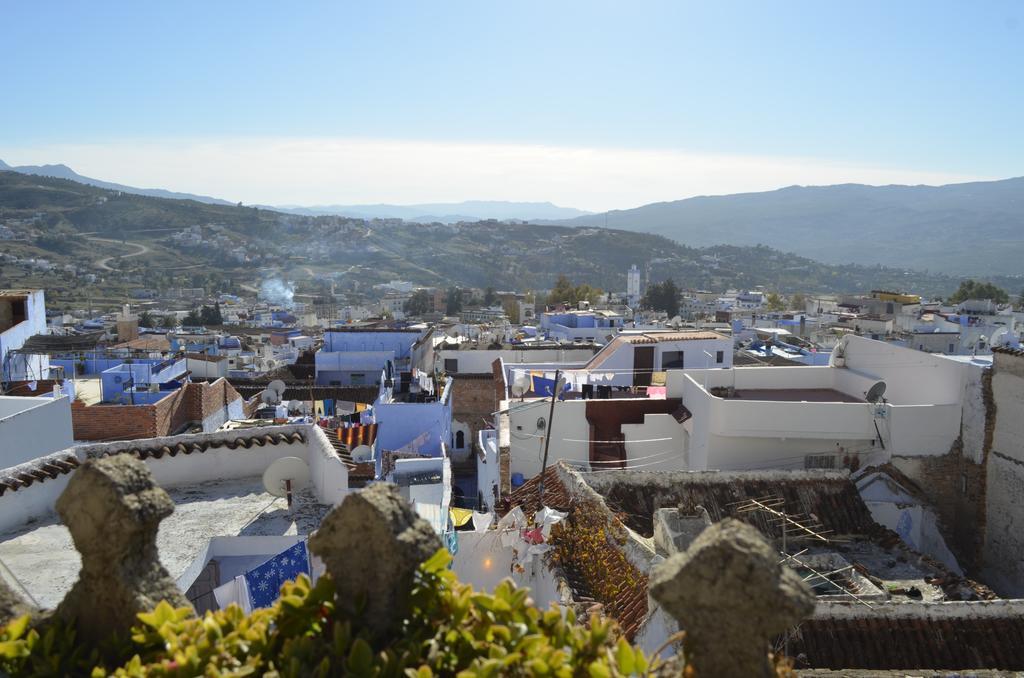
[262,456,310,508]
[287,399,302,412]
[990,327,1010,347]
[268,379,287,397]
[865,381,887,403]
[260,389,280,406]
[350,444,373,463]
[510,374,530,399]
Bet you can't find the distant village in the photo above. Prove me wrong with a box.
[3,256,1024,673]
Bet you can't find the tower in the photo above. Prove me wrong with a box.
[627,264,641,306]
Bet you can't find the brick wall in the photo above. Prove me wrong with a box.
[72,399,158,441]
[72,378,247,442]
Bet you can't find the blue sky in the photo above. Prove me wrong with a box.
[1,1,1021,210]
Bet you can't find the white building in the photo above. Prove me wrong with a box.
[627,264,641,306]
[0,392,74,467]
[676,335,973,472]
[0,424,349,608]
[0,289,49,384]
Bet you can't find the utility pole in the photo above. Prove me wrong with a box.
[536,369,562,504]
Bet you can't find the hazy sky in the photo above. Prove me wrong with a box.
[2,1,1020,211]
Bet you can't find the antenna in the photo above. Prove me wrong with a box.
[268,379,287,398]
[262,456,311,508]
[350,444,373,463]
[865,381,887,404]
[510,374,530,400]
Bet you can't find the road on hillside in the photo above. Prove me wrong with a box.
[87,236,151,271]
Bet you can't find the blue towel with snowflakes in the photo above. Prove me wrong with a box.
[243,541,311,609]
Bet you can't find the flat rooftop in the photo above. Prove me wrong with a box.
[0,476,328,608]
[731,388,863,403]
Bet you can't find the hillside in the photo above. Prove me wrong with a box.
[0,170,277,236]
[552,178,1024,276]
[0,170,1007,298]
[0,158,233,205]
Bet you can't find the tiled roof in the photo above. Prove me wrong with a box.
[91,431,306,461]
[992,346,1024,357]
[0,432,307,496]
[502,466,648,640]
[0,454,80,495]
[501,465,572,515]
[589,470,878,539]
[786,608,1024,670]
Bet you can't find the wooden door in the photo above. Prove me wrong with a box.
[633,346,655,387]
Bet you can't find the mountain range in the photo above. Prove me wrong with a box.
[265,200,592,223]
[3,157,1022,276]
[548,178,1024,275]
[0,158,233,205]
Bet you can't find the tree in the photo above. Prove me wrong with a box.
[483,286,498,306]
[502,298,521,324]
[138,311,155,328]
[200,303,223,325]
[547,276,604,307]
[403,289,431,316]
[445,287,463,315]
[162,315,178,329]
[183,308,202,326]
[641,279,680,317]
[947,279,1009,305]
[789,293,806,312]
[765,293,785,312]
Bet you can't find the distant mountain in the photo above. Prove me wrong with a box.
[2,169,1003,298]
[0,158,234,205]
[550,178,1024,276]
[268,200,592,223]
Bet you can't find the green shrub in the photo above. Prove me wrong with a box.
[0,549,652,677]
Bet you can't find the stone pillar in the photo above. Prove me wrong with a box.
[309,483,441,637]
[649,518,815,677]
[54,455,191,644]
[0,579,36,624]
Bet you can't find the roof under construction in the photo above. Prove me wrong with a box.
[13,331,105,354]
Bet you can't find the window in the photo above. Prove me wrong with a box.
[455,430,465,449]
[350,373,365,385]
[444,358,459,373]
[716,350,724,364]
[662,350,685,369]
[948,344,955,353]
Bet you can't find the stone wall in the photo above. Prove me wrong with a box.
[980,350,1024,595]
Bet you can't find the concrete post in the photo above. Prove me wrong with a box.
[309,482,442,637]
[649,518,815,677]
[54,455,192,644]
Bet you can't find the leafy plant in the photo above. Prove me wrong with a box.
[0,549,654,677]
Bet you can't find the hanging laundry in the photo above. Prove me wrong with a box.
[450,507,474,527]
[212,575,252,613]
[445,529,459,555]
[647,386,667,399]
[531,374,570,399]
[336,423,379,448]
[243,542,311,609]
[360,407,375,425]
[472,511,493,532]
